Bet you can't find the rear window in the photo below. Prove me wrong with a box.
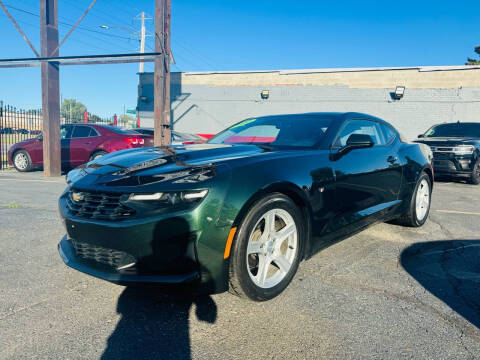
[424,123,480,138]
[103,126,143,135]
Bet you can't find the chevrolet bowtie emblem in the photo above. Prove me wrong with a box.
[72,192,84,202]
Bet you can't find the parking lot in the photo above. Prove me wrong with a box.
[0,170,479,360]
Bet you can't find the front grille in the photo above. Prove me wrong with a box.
[66,190,135,221]
[71,239,136,268]
[434,147,454,152]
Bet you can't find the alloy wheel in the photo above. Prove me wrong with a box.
[14,152,28,170]
[415,179,430,221]
[246,208,298,289]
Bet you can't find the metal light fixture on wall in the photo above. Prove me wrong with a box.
[394,86,405,100]
[261,90,269,100]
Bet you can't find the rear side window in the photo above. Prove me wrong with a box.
[381,124,396,144]
[72,126,92,138]
[88,127,99,137]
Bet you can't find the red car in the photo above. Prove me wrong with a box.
[8,124,153,172]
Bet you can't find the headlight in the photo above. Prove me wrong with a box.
[452,145,475,155]
[126,190,208,209]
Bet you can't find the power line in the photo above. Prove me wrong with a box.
[4,4,136,41]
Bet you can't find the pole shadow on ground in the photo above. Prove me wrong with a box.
[101,286,217,360]
[400,239,480,329]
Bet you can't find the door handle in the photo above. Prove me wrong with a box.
[387,156,398,163]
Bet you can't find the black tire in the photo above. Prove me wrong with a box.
[89,150,108,162]
[12,150,33,172]
[396,172,432,227]
[229,193,305,301]
[468,159,480,185]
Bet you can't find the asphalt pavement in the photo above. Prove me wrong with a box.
[0,170,479,360]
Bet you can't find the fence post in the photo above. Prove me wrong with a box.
[84,111,88,124]
[114,114,117,126]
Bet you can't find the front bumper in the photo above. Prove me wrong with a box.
[58,236,199,285]
[432,153,475,177]
[57,189,232,292]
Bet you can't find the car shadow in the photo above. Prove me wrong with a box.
[400,240,480,329]
[101,285,217,360]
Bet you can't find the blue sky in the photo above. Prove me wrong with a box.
[0,0,479,116]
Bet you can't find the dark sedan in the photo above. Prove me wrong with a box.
[415,122,480,184]
[58,112,433,301]
[8,124,153,172]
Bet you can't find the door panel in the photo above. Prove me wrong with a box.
[69,126,101,167]
[329,119,402,231]
[332,146,402,229]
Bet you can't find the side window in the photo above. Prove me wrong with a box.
[72,126,92,138]
[381,124,396,144]
[335,120,385,147]
[60,125,73,139]
[88,127,99,137]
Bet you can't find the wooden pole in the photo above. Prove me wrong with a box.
[153,0,171,147]
[40,0,61,176]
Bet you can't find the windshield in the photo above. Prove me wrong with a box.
[208,115,332,148]
[424,123,480,138]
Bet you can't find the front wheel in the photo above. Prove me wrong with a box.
[229,193,305,301]
[468,159,480,185]
[396,172,432,227]
[13,150,33,172]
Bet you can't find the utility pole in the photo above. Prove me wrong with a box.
[154,0,171,146]
[134,11,151,73]
[40,0,61,176]
[139,11,146,73]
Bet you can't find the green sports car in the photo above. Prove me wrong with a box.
[58,112,433,301]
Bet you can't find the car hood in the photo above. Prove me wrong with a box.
[9,137,37,149]
[66,143,284,190]
[415,137,480,147]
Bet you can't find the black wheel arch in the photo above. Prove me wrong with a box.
[231,181,313,260]
[89,149,108,160]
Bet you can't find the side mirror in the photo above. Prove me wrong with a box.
[345,133,375,148]
[37,134,43,141]
[330,134,374,160]
[418,134,424,138]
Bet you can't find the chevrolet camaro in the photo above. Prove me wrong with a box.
[58,112,433,301]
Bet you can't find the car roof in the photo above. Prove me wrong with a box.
[253,112,379,119]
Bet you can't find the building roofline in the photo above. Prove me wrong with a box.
[138,65,480,76]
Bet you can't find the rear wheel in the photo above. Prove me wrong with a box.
[229,193,305,301]
[89,150,107,162]
[396,172,432,227]
[13,150,33,172]
[468,159,480,185]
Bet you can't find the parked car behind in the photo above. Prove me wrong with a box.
[1,127,14,134]
[8,124,152,172]
[415,122,480,184]
[58,112,433,301]
[15,128,30,134]
[133,127,206,145]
